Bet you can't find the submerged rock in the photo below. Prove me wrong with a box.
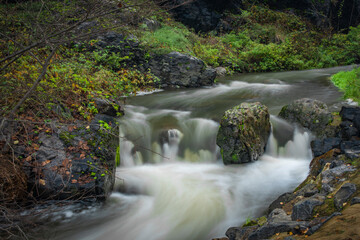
[279,98,333,138]
[216,102,271,164]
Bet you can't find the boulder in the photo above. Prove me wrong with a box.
[334,183,357,209]
[215,67,227,76]
[217,102,271,164]
[95,98,124,117]
[291,195,325,221]
[149,51,216,88]
[30,115,118,200]
[279,98,333,138]
[340,106,360,122]
[311,138,341,157]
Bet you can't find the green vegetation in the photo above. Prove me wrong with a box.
[138,5,360,73]
[331,67,360,103]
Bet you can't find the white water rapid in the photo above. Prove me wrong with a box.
[46,66,354,240]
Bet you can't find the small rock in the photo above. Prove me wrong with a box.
[351,197,360,205]
[291,195,325,221]
[334,183,357,209]
[225,226,258,240]
[306,212,341,235]
[268,208,291,223]
[143,18,161,31]
[321,164,356,185]
[268,192,295,214]
[215,67,227,76]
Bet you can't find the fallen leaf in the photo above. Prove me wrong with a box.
[25,155,32,161]
[71,179,78,184]
[80,153,86,159]
[39,179,46,186]
[41,160,51,166]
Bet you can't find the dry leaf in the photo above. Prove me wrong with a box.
[41,160,51,166]
[80,153,86,159]
[25,155,32,161]
[39,179,46,186]
[71,179,78,184]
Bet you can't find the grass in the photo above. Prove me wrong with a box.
[331,67,360,104]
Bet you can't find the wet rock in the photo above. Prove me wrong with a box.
[340,140,360,159]
[279,98,333,138]
[351,197,360,205]
[268,208,291,223]
[149,51,216,88]
[217,102,271,164]
[311,138,341,157]
[247,221,310,240]
[340,121,359,140]
[225,226,258,240]
[334,183,357,209]
[340,106,360,122]
[291,195,325,221]
[268,192,295,214]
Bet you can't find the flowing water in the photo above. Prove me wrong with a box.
[40,66,355,240]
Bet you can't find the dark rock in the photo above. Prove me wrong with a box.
[248,221,310,240]
[268,192,295,214]
[225,226,258,240]
[306,212,342,235]
[149,51,216,88]
[284,237,296,240]
[217,102,271,164]
[163,0,241,33]
[330,159,345,169]
[334,183,357,209]
[351,197,360,205]
[291,195,325,221]
[340,140,360,159]
[295,183,319,198]
[311,138,341,157]
[279,98,333,138]
[340,121,359,140]
[95,32,147,70]
[30,118,118,200]
[268,208,291,223]
[340,106,360,122]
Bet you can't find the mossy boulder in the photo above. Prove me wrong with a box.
[216,102,271,165]
[279,98,334,138]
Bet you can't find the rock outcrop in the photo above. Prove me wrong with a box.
[216,102,271,164]
[149,51,216,88]
[27,114,119,200]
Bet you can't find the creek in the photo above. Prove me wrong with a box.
[40,66,352,240]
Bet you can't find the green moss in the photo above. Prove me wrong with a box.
[232,153,239,162]
[59,132,76,145]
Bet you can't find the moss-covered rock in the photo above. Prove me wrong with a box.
[279,98,334,138]
[216,102,271,164]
